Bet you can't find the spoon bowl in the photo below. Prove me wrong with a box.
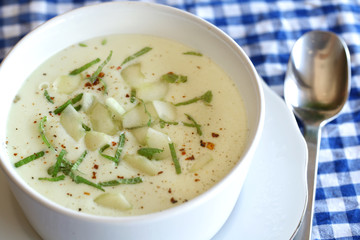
[284,30,351,239]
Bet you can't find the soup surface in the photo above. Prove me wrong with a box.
[6,34,248,216]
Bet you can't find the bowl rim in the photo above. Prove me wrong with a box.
[0,1,265,223]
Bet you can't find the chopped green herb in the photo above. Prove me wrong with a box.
[99,133,125,165]
[44,90,54,104]
[52,149,67,177]
[69,58,101,75]
[161,72,187,83]
[130,89,136,103]
[169,143,181,174]
[74,105,82,111]
[99,78,108,95]
[39,116,56,152]
[39,175,65,182]
[99,177,143,187]
[140,100,152,127]
[71,151,88,171]
[183,51,203,56]
[121,47,152,66]
[54,93,83,115]
[14,151,45,168]
[82,123,91,131]
[174,90,213,106]
[184,114,202,136]
[89,50,113,83]
[137,148,164,159]
[101,39,107,45]
[79,43,87,47]
[159,119,179,128]
[71,174,104,191]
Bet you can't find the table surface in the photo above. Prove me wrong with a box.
[1,1,360,239]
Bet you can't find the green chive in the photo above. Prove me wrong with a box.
[99,133,125,165]
[161,72,187,83]
[140,100,152,127]
[101,39,107,45]
[130,89,136,103]
[99,78,108,95]
[183,51,203,56]
[169,143,181,174]
[44,90,54,104]
[71,174,104,191]
[79,43,87,47]
[39,175,65,182]
[174,90,213,106]
[52,149,67,177]
[99,177,143,187]
[137,148,164,159]
[53,93,83,115]
[89,50,113,83]
[184,114,202,136]
[14,151,45,168]
[82,123,91,131]
[39,116,56,152]
[69,58,101,75]
[159,119,179,128]
[121,47,152,66]
[71,151,88,171]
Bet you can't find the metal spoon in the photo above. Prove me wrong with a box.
[284,30,351,240]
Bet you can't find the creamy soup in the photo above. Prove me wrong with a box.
[6,34,248,216]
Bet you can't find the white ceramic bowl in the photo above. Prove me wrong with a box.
[0,2,264,240]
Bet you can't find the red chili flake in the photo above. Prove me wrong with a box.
[84,192,90,196]
[93,79,100,85]
[86,74,91,78]
[117,176,124,179]
[200,140,206,147]
[84,82,92,88]
[125,94,130,98]
[116,66,121,70]
[158,171,164,175]
[181,151,186,155]
[67,193,73,197]
[53,135,57,138]
[13,153,17,156]
[185,155,195,160]
[92,172,97,179]
[93,164,99,170]
[212,133,219,138]
[98,72,105,78]
[33,121,37,124]
[195,179,200,182]
[61,144,66,149]
[111,141,117,146]
[206,142,215,150]
[168,188,172,193]
[170,197,178,204]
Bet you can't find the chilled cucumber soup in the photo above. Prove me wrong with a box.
[6,34,248,216]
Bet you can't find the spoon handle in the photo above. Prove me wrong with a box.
[294,124,321,240]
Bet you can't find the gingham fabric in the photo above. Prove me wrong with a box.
[1,0,360,239]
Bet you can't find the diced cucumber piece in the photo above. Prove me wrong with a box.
[88,102,119,135]
[121,63,146,88]
[122,104,150,129]
[136,80,168,102]
[146,128,171,160]
[105,97,126,120]
[53,74,82,94]
[123,154,160,176]
[129,127,148,145]
[60,105,85,141]
[189,153,213,172]
[80,93,96,112]
[84,131,112,151]
[152,100,177,122]
[94,192,132,211]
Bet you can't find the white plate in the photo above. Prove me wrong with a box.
[0,81,307,240]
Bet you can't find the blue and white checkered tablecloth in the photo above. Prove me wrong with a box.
[1,0,360,239]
